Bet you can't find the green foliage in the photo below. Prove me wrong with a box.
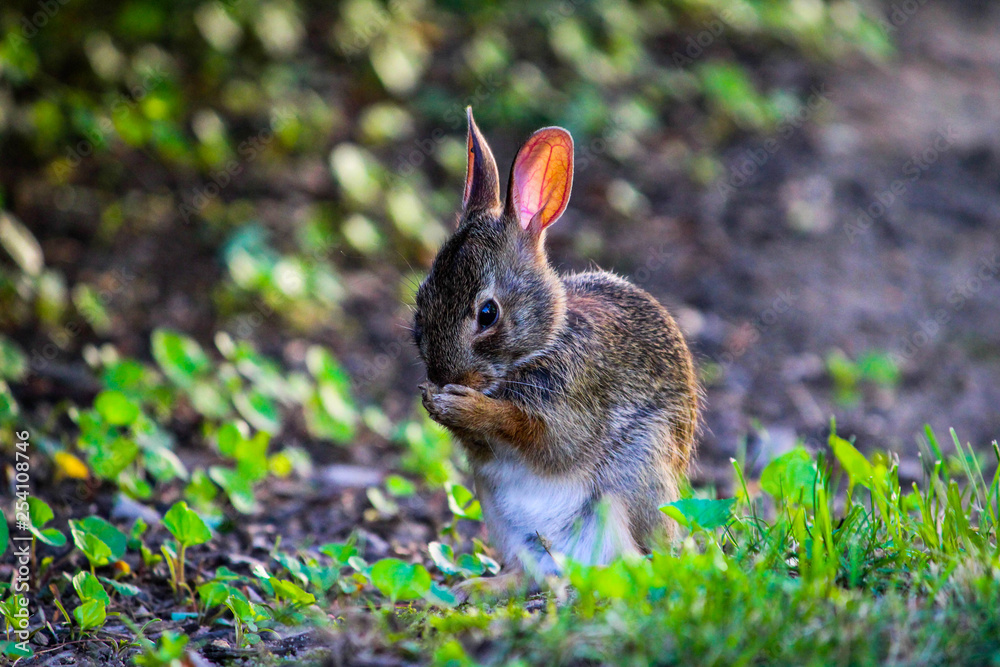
[162,501,212,547]
[151,330,212,390]
[398,417,456,487]
[225,594,271,648]
[826,348,900,406]
[27,497,67,547]
[428,542,497,579]
[94,390,140,426]
[72,599,106,632]
[73,571,110,607]
[161,501,212,596]
[446,483,483,522]
[133,631,188,667]
[369,558,432,603]
[0,335,27,382]
[661,497,736,530]
[759,446,820,508]
[69,516,126,570]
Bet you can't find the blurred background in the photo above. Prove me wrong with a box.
[2,0,999,494]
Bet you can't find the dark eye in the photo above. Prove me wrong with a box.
[477,300,499,329]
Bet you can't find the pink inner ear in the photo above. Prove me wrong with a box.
[512,128,573,231]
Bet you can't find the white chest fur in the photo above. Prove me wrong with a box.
[473,454,637,577]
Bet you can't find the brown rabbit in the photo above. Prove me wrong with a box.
[414,108,698,600]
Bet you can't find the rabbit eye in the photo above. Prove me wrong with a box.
[477,300,499,329]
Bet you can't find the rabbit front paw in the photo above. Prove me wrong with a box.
[419,383,486,430]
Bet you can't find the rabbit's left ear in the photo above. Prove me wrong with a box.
[463,107,501,215]
[506,127,574,234]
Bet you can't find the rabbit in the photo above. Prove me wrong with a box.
[413,108,698,601]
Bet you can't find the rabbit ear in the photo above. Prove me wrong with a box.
[506,127,574,234]
[463,107,501,215]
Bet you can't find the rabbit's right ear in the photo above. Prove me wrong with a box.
[505,127,573,236]
[463,107,501,216]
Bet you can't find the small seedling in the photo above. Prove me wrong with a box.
[161,501,212,595]
[133,630,189,667]
[69,516,126,573]
[224,593,271,648]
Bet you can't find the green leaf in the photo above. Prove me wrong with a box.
[319,541,357,567]
[76,532,113,567]
[446,483,482,521]
[162,501,212,547]
[209,465,261,514]
[369,558,431,602]
[88,437,140,479]
[831,435,874,489]
[198,581,236,609]
[385,474,416,497]
[151,329,211,388]
[304,391,355,443]
[73,599,107,630]
[306,345,353,393]
[270,578,316,606]
[82,516,127,560]
[233,388,281,434]
[27,496,54,527]
[94,390,140,426]
[661,498,736,530]
[425,582,458,608]
[28,497,67,547]
[0,335,27,382]
[139,428,188,482]
[0,640,33,658]
[216,421,247,457]
[73,571,110,606]
[760,448,819,507]
[455,553,486,577]
[591,561,631,599]
[99,576,142,597]
[69,516,126,564]
[428,541,459,576]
